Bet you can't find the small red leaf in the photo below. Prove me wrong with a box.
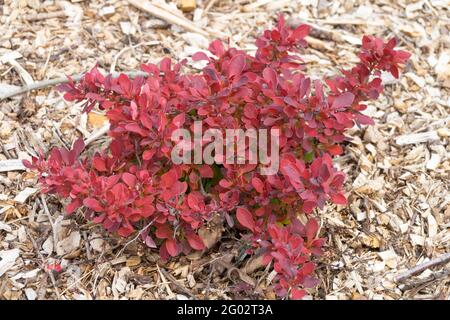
[165,239,178,257]
[186,233,205,250]
[291,24,310,40]
[46,263,63,273]
[251,177,264,193]
[291,288,306,300]
[331,92,355,109]
[118,226,134,237]
[327,144,343,156]
[305,218,319,242]
[228,54,246,78]
[22,159,32,168]
[355,114,375,125]
[143,149,156,161]
[122,172,136,188]
[187,191,204,211]
[236,207,255,232]
[66,198,81,214]
[192,52,210,61]
[172,113,185,127]
[83,198,103,212]
[198,165,213,178]
[144,235,157,248]
[72,138,85,157]
[92,157,107,172]
[331,193,347,205]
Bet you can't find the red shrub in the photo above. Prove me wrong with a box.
[24,16,410,299]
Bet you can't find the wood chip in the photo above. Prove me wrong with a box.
[180,0,196,12]
[395,131,440,145]
[0,249,20,277]
[13,187,37,204]
[0,159,27,172]
[127,0,212,37]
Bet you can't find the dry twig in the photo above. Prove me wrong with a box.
[396,253,450,283]
[0,71,147,101]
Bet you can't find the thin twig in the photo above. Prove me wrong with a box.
[53,124,70,149]
[84,123,110,146]
[402,269,450,291]
[156,264,175,298]
[204,0,219,13]
[110,41,160,73]
[82,231,92,261]
[204,264,214,300]
[127,0,223,37]
[23,11,67,21]
[39,194,58,251]
[25,229,62,299]
[159,267,197,299]
[115,218,157,258]
[0,71,147,101]
[395,253,450,283]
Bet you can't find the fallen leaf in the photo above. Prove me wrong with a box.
[88,112,108,128]
[13,187,37,204]
[126,256,141,267]
[0,248,20,277]
[56,231,81,256]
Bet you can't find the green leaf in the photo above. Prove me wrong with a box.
[303,151,315,163]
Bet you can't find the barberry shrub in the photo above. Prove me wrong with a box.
[24,16,410,299]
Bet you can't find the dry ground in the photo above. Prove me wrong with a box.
[0,0,449,300]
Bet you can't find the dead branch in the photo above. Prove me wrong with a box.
[159,267,197,299]
[127,0,224,38]
[0,71,147,101]
[395,253,450,283]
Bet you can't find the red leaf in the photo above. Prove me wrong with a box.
[251,177,264,193]
[124,123,146,136]
[160,57,172,73]
[46,263,62,273]
[72,138,85,158]
[122,172,136,188]
[236,207,255,232]
[118,74,131,95]
[186,233,205,250]
[327,144,343,156]
[228,54,246,78]
[305,218,319,242]
[355,114,375,125]
[118,226,134,237]
[143,149,156,161]
[291,24,310,41]
[302,201,316,214]
[192,52,210,61]
[83,198,103,212]
[172,113,185,127]
[198,165,213,178]
[291,288,306,300]
[301,262,315,275]
[155,224,172,239]
[262,67,277,87]
[208,39,225,57]
[165,238,179,257]
[66,198,81,214]
[187,191,204,210]
[144,235,157,248]
[161,170,178,188]
[390,65,399,78]
[331,92,355,109]
[92,157,107,172]
[331,193,347,205]
[280,158,304,191]
[22,159,33,169]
